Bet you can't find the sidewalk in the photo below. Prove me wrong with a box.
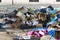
[0,32,13,40]
[0,29,33,40]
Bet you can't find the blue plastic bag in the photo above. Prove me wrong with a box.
[48,30,55,37]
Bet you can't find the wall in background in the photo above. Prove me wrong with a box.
[0,0,60,5]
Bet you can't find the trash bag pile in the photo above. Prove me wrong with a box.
[0,5,60,40]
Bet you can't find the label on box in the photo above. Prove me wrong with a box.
[22,35,31,39]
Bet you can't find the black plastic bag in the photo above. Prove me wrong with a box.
[47,5,54,10]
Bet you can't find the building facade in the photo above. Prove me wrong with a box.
[0,0,60,5]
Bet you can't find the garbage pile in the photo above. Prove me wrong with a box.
[15,5,60,40]
[0,5,60,40]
